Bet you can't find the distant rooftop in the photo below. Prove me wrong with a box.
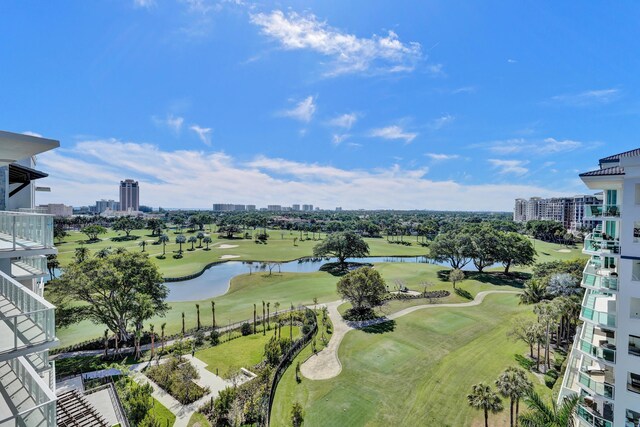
[599,148,640,164]
[579,166,625,178]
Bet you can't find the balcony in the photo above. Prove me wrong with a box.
[582,263,618,292]
[585,204,621,219]
[577,325,616,364]
[11,256,47,281]
[578,370,615,400]
[583,234,620,256]
[581,291,616,328]
[0,270,56,359]
[577,403,614,427]
[0,356,57,426]
[0,211,54,256]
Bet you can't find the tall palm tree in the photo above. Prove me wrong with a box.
[496,367,533,427]
[534,301,558,370]
[181,312,185,335]
[196,304,201,330]
[197,231,205,248]
[518,390,579,427]
[188,236,197,251]
[467,383,504,427]
[262,301,266,335]
[160,322,166,352]
[203,236,212,250]
[267,302,270,329]
[46,254,60,280]
[74,246,90,263]
[138,240,146,252]
[211,300,216,329]
[159,234,169,256]
[176,234,186,254]
[519,279,547,304]
[149,324,155,359]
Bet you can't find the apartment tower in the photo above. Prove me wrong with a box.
[119,179,139,211]
[0,130,60,426]
[558,148,640,426]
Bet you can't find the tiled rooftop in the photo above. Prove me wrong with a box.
[579,166,625,178]
[599,148,640,163]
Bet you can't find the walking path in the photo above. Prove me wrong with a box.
[130,355,231,427]
[300,290,520,380]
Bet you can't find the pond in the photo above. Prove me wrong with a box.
[165,256,498,302]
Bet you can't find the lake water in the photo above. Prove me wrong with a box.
[165,256,495,302]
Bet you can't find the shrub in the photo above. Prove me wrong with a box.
[116,378,153,425]
[514,354,535,371]
[209,330,220,346]
[342,307,377,321]
[193,330,205,346]
[145,356,208,404]
[241,322,252,336]
[544,373,557,388]
[454,287,473,300]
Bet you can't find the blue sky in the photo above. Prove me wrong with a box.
[2,1,639,210]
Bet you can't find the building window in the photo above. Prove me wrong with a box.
[635,222,640,243]
[636,184,640,204]
[630,335,640,358]
[633,262,640,281]
[627,409,640,426]
[632,298,640,320]
[628,372,640,395]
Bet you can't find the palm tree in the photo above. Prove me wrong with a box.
[519,279,547,304]
[139,240,146,252]
[149,324,155,359]
[274,301,281,315]
[160,322,166,352]
[211,300,216,329]
[518,390,579,427]
[253,303,257,334]
[46,254,60,280]
[467,383,504,427]
[496,367,533,427]
[267,302,270,329]
[196,304,201,330]
[159,234,169,256]
[262,301,266,335]
[197,231,205,248]
[176,234,186,254]
[534,301,558,370]
[188,236,197,251]
[181,312,185,335]
[203,236,212,250]
[74,246,90,263]
[103,329,109,358]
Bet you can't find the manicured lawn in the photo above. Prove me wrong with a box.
[528,238,587,265]
[55,228,427,278]
[150,396,175,427]
[56,263,529,347]
[271,294,550,427]
[196,327,301,378]
[187,412,211,427]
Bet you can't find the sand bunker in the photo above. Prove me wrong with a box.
[556,249,571,253]
[220,254,241,259]
[218,244,239,249]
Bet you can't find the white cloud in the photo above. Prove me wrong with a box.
[452,86,476,94]
[22,131,43,138]
[429,114,455,130]
[370,125,417,143]
[480,138,583,155]
[190,125,212,146]
[133,0,155,8]
[550,89,619,106]
[250,10,422,76]
[507,58,517,64]
[426,153,459,161]
[281,96,316,123]
[154,114,185,133]
[329,113,357,129]
[332,134,350,146]
[35,139,577,211]
[489,159,529,176]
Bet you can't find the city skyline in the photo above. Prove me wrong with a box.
[4,1,640,210]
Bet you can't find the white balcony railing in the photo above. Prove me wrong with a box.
[0,356,57,426]
[582,263,619,292]
[0,269,55,355]
[583,234,620,255]
[581,291,616,328]
[0,211,54,252]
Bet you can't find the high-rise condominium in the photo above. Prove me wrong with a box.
[558,148,640,427]
[119,179,139,211]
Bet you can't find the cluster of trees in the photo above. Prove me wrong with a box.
[429,224,537,273]
[312,231,370,267]
[145,356,208,404]
[467,366,578,427]
[336,267,387,319]
[524,220,574,244]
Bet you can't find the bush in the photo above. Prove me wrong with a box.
[145,356,208,404]
[544,373,557,388]
[342,307,377,321]
[241,322,252,336]
[209,330,220,346]
[514,354,535,371]
[454,287,473,300]
[193,329,205,346]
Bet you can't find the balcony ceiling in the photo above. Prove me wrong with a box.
[0,131,59,166]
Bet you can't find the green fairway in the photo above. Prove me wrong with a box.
[150,396,175,426]
[55,228,427,278]
[271,294,549,427]
[56,262,529,347]
[196,326,301,378]
[528,238,587,265]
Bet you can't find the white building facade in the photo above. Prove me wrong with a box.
[558,148,640,427]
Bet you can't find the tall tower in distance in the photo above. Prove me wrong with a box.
[119,179,139,211]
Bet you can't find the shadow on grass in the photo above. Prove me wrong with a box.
[361,320,396,334]
[437,270,530,289]
[319,262,373,277]
[111,235,140,242]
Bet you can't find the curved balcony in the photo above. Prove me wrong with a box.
[578,371,615,400]
[581,291,616,329]
[582,263,618,292]
[577,404,614,427]
[583,234,620,256]
[577,327,616,365]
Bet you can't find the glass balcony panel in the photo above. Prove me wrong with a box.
[578,371,615,399]
[577,404,614,427]
[0,211,54,252]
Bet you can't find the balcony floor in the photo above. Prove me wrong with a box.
[11,262,45,280]
[0,232,46,252]
[0,295,47,354]
[0,361,38,425]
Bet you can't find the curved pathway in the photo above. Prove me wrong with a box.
[300,290,521,380]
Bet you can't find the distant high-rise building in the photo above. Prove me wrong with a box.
[96,199,119,213]
[335,207,342,211]
[267,205,282,211]
[292,204,300,211]
[212,203,234,212]
[513,196,601,231]
[302,204,313,211]
[246,205,256,211]
[39,203,73,217]
[119,179,139,211]
[234,204,246,211]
